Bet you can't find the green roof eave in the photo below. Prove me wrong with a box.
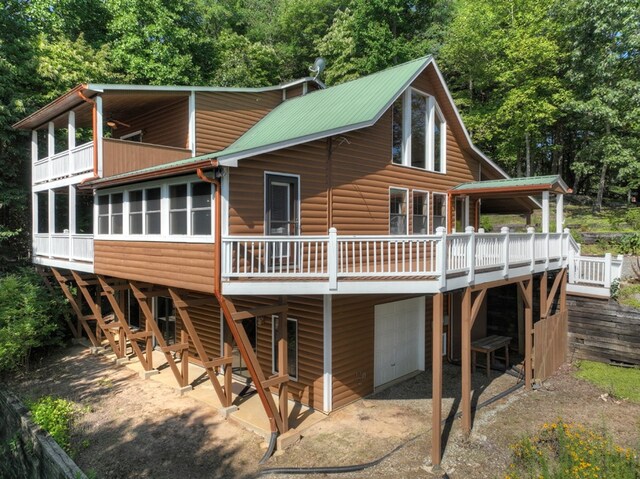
[451,175,571,195]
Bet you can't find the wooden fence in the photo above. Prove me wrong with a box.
[567,296,640,364]
[534,310,568,380]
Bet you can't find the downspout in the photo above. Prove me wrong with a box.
[77,90,100,181]
[196,166,280,461]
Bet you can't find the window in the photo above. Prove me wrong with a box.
[97,195,109,234]
[169,184,188,235]
[191,182,212,235]
[110,193,123,234]
[272,316,298,380]
[412,191,429,234]
[75,189,93,234]
[391,88,446,173]
[145,188,161,234]
[265,174,299,236]
[36,191,49,233]
[54,189,69,233]
[129,190,143,234]
[432,193,447,232]
[389,188,408,235]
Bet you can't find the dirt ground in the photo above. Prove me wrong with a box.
[6,345,640,479]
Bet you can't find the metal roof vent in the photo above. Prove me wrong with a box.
[309,57,326,79]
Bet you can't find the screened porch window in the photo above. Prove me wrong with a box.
[390,188,408,235]
[432,192,447,232]
[412,191,429,234]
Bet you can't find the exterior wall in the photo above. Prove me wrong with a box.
[94,241,215,293]
[229,295,325,410]
[332,294,434,410]
[195,91,281,155]
[102,140,191,177]
[114,99,189,149]
[227,69,481,237]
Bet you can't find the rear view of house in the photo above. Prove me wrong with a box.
[15,56,579,465]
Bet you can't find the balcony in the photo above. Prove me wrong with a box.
[221,227,573,295]
[33,233,94,272]
[102,138,191,177]
[33,142,94,184]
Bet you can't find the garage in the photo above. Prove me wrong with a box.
[374,296,425,388]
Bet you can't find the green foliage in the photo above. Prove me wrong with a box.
[506,420,640,478]
[616,233,640,255]
[575,360,640,403]
[616,283,640,310]
[624,208,640,230]
[29,396,75,453]
[479,215,493,232]
[0,269,68,374]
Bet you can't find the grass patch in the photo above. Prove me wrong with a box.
[617,283,640,309]
[506,420,640,479]
[574,360,640,403]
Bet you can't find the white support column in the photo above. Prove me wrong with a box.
[541,190,550,233]
[501,226,510,278]
[31,130,38,164]
[436,226,447,290]
[188,91,196,157]
[69,185,76,260]
[48,189,55,257]
[604,253,612,289]
[32,192,38,255]
[328,227,338,290]
[322,294,333,413]
[466,226,475,284]
[95,96,103,176]
[68,111,76,173]
[556,193,564,233]
[528,226,535,272]
[47,121,55,158]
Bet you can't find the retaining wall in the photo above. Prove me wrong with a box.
[0,388,87,479]
[567,295,640,364]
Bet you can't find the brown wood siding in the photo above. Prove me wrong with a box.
[94,241,215,293]
[332,294,434,410]
[226,70,480,238]
[229,295,325,410]
[102,139,191,177]
[114,99,189,149]
[182,295,221,361]
[195,92,282,155]
[228,141,329,235]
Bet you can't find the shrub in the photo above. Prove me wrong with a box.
[0,268,68,374]
[616,233,640,255]
[506,420,640,479]
[29,396,75,453]
[624,208,640,230]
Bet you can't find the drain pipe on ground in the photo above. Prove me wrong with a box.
[258,374,524,476]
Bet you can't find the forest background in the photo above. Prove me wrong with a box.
[1,0,639,272]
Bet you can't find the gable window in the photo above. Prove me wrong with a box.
[432,192,447,232]
[412,191,429,235]
[272,316,298,381]
[392,88,446,173]
[389,188,408,235]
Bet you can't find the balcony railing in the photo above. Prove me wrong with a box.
[33,142,94,184]
[222,227,574,291]
[33,233,94,263]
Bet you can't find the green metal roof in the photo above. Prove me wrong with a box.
[213,56,432,163]
[452,175,570,193]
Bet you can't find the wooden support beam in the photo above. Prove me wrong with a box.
[278,297,289,432]
[461,287,472,436]
[97,276,152,370]
[160,342,189,353]
[46,268,80,339]
[470,288,487,329]
[543,270,564,319]
[217,293,285,434]
[168,288,231,406]
[202,356,233,369]
[431,293,444,468]
[170,294,215,309]
[51,268,99,346]
[180,331,189,388]
[130,282,187,387]
[540,272,548,320]
[523,277,533,389]
[517,280,532,310]
[231,304,288,322]
[262,374,290,389]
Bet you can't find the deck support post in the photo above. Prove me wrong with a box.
[461,287,472,436]
[277,296,289,432]
[431,292,444,470]
[518,277,534,389]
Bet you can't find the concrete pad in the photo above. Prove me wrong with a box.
[176,385,193,396]
[218,405,238,419]
[142,369,160,379]
[277,429,301,450]
[115,358,131,366]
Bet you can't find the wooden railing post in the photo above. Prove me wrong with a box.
[501,226,510,278]
[436,227,447,290]
[466,226,475,284]
[328,228,337,290]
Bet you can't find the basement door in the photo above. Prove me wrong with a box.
[374,297,425,388]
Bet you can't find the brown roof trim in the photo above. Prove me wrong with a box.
[79,160,215,190]
[12,84,91,130]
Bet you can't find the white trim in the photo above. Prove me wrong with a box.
[188,91,196,156]
[271,315,299,382]
[48,122,55,158]
[32,172,97,192]
[96,96,103,176]
[221,168,230,237]
[68,111,76,151]
[31,130,38,164]
[542,191,550,233]
[323,295,332,413]
[389,187,409,235]
[69,185,76,235]
[33,256,94,273]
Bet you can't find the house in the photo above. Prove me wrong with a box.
[15,56,579,465]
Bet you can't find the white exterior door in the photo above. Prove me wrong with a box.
[374,297,425,388]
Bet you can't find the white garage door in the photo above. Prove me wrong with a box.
[374,296,425,388]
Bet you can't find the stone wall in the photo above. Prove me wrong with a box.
[0,388,87,479]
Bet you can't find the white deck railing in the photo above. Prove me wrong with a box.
[568,253,623,288]
[222,227,574,290]
[33,233,94,263]
[32,142,94,184]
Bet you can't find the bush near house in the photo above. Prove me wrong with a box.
[28,396,75,453]
[0,268,69,375]
[506,420,640,479]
